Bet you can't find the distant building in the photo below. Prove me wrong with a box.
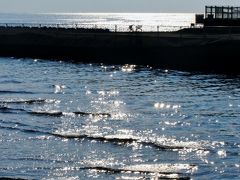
[196,6,240,26]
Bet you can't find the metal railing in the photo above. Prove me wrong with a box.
[0,22,191,32]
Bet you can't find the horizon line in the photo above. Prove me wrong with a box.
[0,11,200,15]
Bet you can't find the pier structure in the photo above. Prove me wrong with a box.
[0,23,189,33]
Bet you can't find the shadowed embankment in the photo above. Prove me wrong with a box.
[0,26,240,73]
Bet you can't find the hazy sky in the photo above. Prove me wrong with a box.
[0,0,240,13]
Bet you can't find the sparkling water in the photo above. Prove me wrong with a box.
[0,13,239,179]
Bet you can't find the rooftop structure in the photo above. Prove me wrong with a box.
[205,6,240,19]
[196,6,240,26]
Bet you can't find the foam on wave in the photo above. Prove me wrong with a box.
[53,130,207,151]
[82,163,196,179]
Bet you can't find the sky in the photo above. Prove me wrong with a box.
[0,0,240,13]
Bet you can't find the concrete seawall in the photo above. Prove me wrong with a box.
[0,26,240,73]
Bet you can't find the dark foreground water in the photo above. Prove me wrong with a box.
[0,57,239,179]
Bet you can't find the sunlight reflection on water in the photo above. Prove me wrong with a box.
[0,57,240,179]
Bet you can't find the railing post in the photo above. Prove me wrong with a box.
[180,27,182,39]
[115,25,117,32]
[228,27,232,39]
[203,27,207,40]
[157,25,159,32]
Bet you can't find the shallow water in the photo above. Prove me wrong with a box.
[0,57,239,179]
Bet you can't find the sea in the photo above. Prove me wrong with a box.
[0,13,240,179]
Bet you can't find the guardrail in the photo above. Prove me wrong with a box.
[0,23,191,32]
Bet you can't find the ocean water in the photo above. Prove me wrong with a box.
[0,14,240,179]
[0,13,195,31]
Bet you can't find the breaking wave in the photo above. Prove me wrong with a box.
[0,99,59,105]
[53,130,208,151]
[0,105,110,118]
[30,111,111,117]
[0,105,25,113]
[0,90,34,94]
[0,124,49,135]
[80,163,196,179]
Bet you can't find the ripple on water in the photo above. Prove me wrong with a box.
[54,84,66,94]
[1,57,240,179]
[53,128,209,152]
[0,98,60,105]
[82,163,197,179]
[121,64,136,72]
